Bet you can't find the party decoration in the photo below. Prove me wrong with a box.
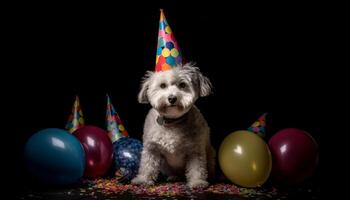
[89,178,289,199]
[155,9,183,72]
[112,137,143,183]
[218,130,272,187]
[248,113,267,138]
[66,96,84,133]
[24,128,85,185]
[268,128,319,185]
[73,126,113,178]
[106,94,128,143]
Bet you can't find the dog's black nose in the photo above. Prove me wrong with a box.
[168,95,177,104]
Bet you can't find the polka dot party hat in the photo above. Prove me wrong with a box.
[248,113,267,138]
[66,96,84,133]
[155,9,183,72]
[106,94,129,143]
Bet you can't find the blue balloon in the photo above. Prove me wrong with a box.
[112,137,143,183]
[24,128,85,185]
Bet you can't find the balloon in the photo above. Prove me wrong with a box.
[24,128,85,185]
[112,137,143,183]
[218,130,272,187]
[73,126,113,178]
[268,128,318,185]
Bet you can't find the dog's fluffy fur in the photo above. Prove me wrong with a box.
[131,63,216,188]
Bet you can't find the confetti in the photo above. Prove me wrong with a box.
[21,177,318,199]
[85,178,283,198]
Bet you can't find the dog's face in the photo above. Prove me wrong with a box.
[138,63,212,118]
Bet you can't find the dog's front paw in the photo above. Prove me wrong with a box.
[187,179,209,189]
[131,176,155,186]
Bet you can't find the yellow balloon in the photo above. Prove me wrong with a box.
[218,130,272,187]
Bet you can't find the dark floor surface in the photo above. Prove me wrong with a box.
[17,178,320,200]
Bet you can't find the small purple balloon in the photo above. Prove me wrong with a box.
[268,128,319,185]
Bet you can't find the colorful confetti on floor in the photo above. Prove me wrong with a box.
[19,178,320,199]
[82,178,281,199]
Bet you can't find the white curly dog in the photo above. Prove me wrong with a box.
[131,63,216,188]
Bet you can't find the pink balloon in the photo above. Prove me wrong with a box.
[73,126,113,178]
[268,128,319,185]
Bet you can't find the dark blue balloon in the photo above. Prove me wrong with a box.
[24,128,85,185]
[112,137,143,183]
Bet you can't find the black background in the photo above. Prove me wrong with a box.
[5,1,322,189]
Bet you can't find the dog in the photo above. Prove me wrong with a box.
[131,63,216,188]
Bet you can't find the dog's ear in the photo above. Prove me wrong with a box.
[197,71,212,97]
[138,71,154,104]
[183,63,212,97]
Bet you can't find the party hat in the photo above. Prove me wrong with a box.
[248,113,267,137]
[106,94,129,143]
[155,9,183,72]
[66,96,84,133]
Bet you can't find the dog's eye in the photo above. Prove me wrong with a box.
[178,82,187,89]
[160,83,167,89]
